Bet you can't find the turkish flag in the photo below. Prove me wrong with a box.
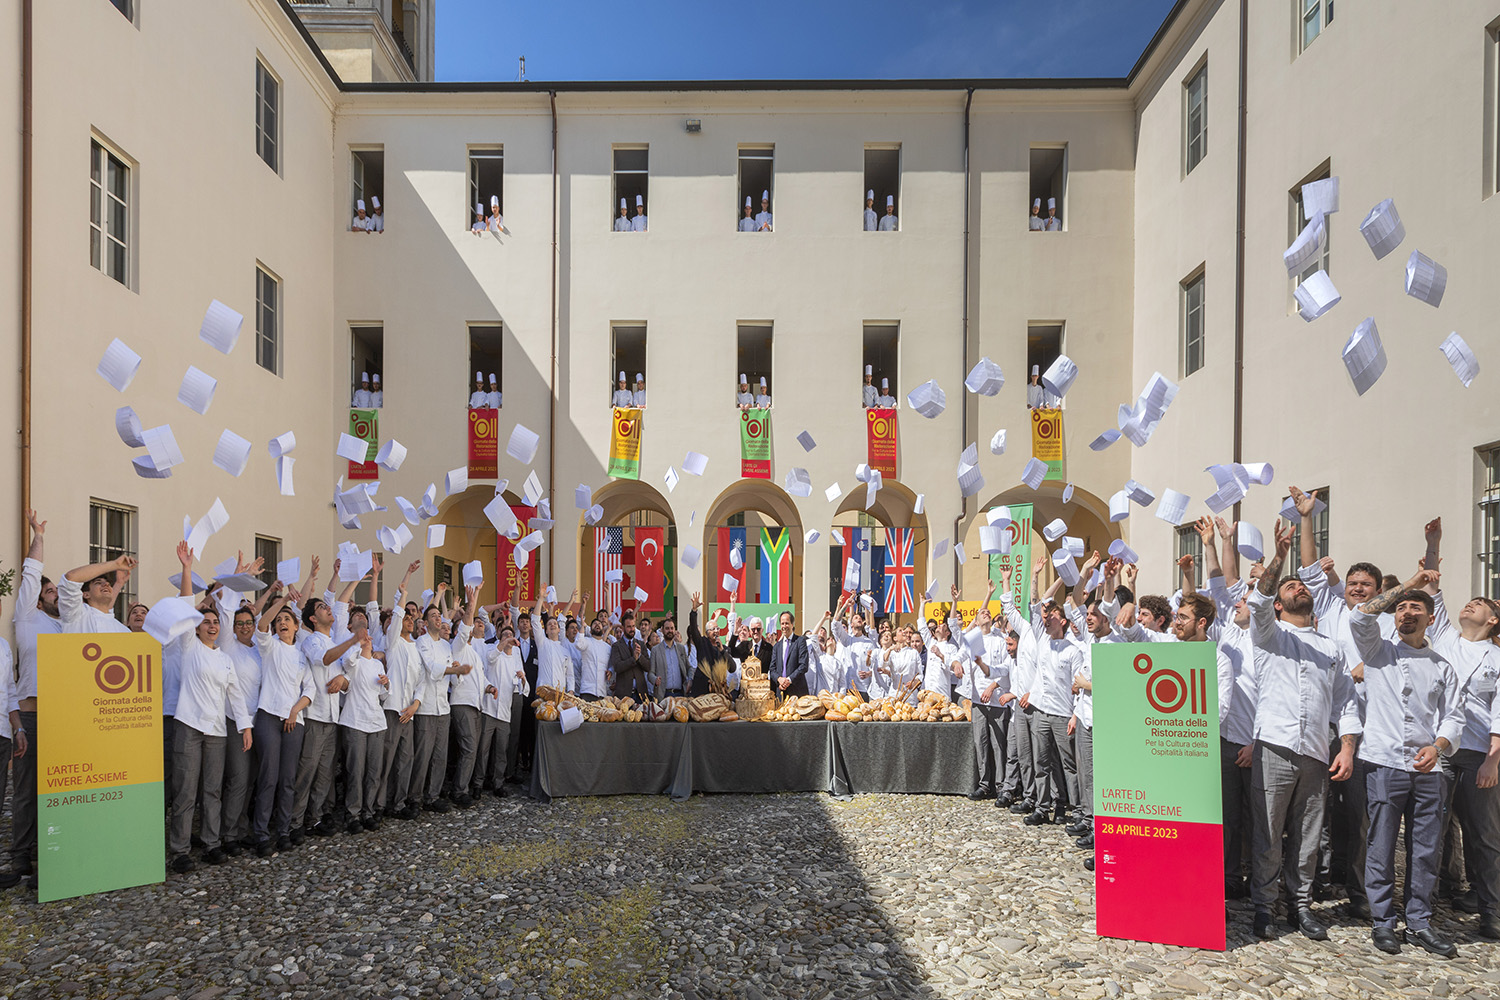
[634,527,665,611]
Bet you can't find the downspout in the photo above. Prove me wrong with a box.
[547,90,558,583]
[1231,0,1247,477]
[20,0,32,553]
[953,87,974,587]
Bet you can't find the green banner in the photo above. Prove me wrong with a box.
[348,408,379,480]
[987,502,1033,618]
[739,411,771,479]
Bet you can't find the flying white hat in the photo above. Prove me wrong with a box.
[886,195,894,207]
[356,199,366,211]
[371,195,380,209]
[635,194,643,207]
[490,195,499,209]
[1047,197,1056,210]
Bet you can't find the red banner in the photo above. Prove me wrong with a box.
[348,409,379,480]
[468,408,498,479]
[633,527,665,612]
[494,504,537,603]
[866,407,897,477]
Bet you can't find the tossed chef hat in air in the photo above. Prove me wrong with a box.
[886,195,894,207]
[371,196,380,209]
[1048,197,1056,209]
[356,199,366,211]
[635,194,643,207]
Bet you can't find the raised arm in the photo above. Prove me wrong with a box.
[176,541,196,597]
[299,555,321,604]
[1215,516,1240,590]
[1073,550,1101,607]
[1289,487,1320,570]
[1422,517,1441,591]
[258,584,292,633]
[64,553,136,584]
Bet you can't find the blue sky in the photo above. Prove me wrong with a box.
[435,1,1182,82]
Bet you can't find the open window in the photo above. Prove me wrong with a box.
[468,146,504,227]
[350,325,384,408]
[1028,144,1067,231]
[1180,267,1206,377]
[737,323,773,403]
[469,323,504,407]
[611,324,647,406]
[862,323,899,405]
[1289,160,1332,287]
[350,147,384,230]
[863,146,901,230]
[612,146,648,230]
[254,535,281,592]
[737,145,774,230]
[1027,322,1064,403]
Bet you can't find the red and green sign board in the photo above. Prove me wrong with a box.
[1091,641,1224,950]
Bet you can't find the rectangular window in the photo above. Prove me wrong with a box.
[88,499,137,621]
[1026,322,1064,399]
[1481,448,1500,600]
[1028,144,1067,231]
[1289,163,1332,286]
[90,139,130,285]
[862,323,899,406]
[110,0,133,21]
[1185,63,1208,174]
[1176,526,1204,591]
[737,323,773,404]
[256,265,281,376]
[1181,269,1206,377]
[737,145,774,230]
[1284,488,1331,566]
[1299,0,1334,53]
[255,59,280,172]
[610,324,646,406]
[863,146,900,230]
[350,147,384,229]
[254,535,281,592]
[468,323,504,407]
[468,146,504,227]
[351,326,384,408]
[612,146,648,230]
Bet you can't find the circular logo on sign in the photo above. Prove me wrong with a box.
[1006,521,1023,544]
[1133,652,1153,674]
[1146,668,1188,713]
[351,416,373,438]
[1033,410,1055,439]
[470,411,493,437]
[85,642,136,695]
[617,416,635,437]
[872,417,889,437]
[746,418,763,438]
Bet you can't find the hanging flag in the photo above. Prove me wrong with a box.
[634,526,665,611]
[718,526,747,601]
[608,408,643,480]
[1031,407,1064,481]
[739,410,771,479]
[662,544,675,617]
[347,409,379,480]
[595,526,623,609]
[759,527,792,604]
[866,408,898,477]
[883,527,915,614]
[988,502,1034,618]
[869,537,887,613]
[495,504,538,603]
[467,407,498,478]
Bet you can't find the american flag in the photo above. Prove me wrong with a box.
[595,526,623,610]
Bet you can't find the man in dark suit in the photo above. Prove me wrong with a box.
[767,611,810,697]
[608,610,651,700]
[728,616,774,670]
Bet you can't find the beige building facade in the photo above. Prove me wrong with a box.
[4,0,1497,626]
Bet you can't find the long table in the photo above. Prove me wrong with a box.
[528,720,978,802]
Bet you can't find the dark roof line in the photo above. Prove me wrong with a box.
[274,0,1195,95]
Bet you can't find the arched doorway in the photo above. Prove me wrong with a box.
[830,478,930,626]
[428,485,531,607]
[702,479,806,617]
[958,481,1120,607]
[575,479,679,621]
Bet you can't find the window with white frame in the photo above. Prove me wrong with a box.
[255,59,280,172]
[1181,269,1205,377]
[612,147,649,229]
[89,499,137,620]
[1185,63,1208,174]
[1289,164,1332,287]
[256,265,281,375]
[468,147,504,227]
[1299,0,1334,53]
[90,139,130,285]
[1480,448,1500,599]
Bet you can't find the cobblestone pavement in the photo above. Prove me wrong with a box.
[0,792,1496,999]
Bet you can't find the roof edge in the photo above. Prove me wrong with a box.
[339,77,1129,94]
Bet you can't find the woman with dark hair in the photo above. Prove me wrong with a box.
[251,581,316,857]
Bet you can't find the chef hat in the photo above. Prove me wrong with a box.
[745,196,752,208]
[866,189,874,200]
[635,373,644,382]
[635,194,643,207]
[1047,197,1056,210]
[476,202,483,215]
[618,371,626,381]
[1031,365,1040,376]
[739,373,747,383]
[372,374,380,384]
[488,373,497,385]
[361,371,369,381]
[762,189,769,200]
[356,199,366,211]
[864,364,872,375]
[371,195,381,209]
[475,370,483,381]
[490,195,499,209]
[881,378,889,389]
[759,377,768,388]
[886,195,894,207]
[620,197,626,209]
[1033,198,1041,209]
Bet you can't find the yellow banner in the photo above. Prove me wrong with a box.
[608,407,643,479]
[921,600,998,632]
[1031,407,1062,461]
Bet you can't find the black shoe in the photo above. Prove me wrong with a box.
[0,871,21,889]
[1480,914,1500,940]
[996,792,1014,807]
[204,847,227,866]
[967,787,989,801]
[1225,879,1248,900]
[1371,926,1401,954]
[492,786,507,799]
[1405,926,1457,958]
[428,799,451,813]
[1009,800,1034,815]
[1074,834,1095,850]
[345,820,363,835]
[1346,897,1371,921]
[363,817,380,831]
[1296,908,1328,941]
[255,839,275,858]
[400,804,421,820]
[171,855,195,874]
[1083,857,1094,872]
[288,828,306,847]
[454,793,473,809]
[1451,889,1480,914]
[311,822,336,838]
[276,836,292,853]
[1312,882,1336,901]
[1065,820,1090,837]
[1022,810,1051,826]
[11,861,33,877]
[1253,910,1273,940]
[221,842,243,858]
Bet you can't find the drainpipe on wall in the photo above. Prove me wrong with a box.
[20,0,33,553]
[547,90,559,584]
[954,88,974,587]
[1231,0,1248,487]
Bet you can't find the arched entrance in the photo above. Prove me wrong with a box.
[702,479,806,615]
[428,485,529,606]
[831,478,930,626]
[576,479,679,620]
[958,481,1120,604]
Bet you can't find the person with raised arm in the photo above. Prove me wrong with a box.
[376,560,423,821]
[4,511,57,889]
[251,581,317,856]
[412,582,469,813]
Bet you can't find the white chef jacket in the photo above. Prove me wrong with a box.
[1044,216,1061,231]
[370,390,382,408]
[12,557,60,703]
[351,214,370,231]
[298,631,343,725]
[469,390,489,409]
[339,651,389,733]
[878,214,898,231]
[1350,607,1462,771]
[533,615,576,693]
[58,576,128,633]
[576,635,612,697]
[484,645,529,723]
[220,635,264,719]
[736,391,755,407]
[1029,215,1045,231]
[383,612,422,714]
[754,211,773,231]
[170,629,252,738]
[253,628,318,721]
[862,384,878,408]
[612,389,634,408]
[352,389,372,408]
[754,393,772,408]
[632,389,647,407]
[448,627,485,709]
[614,216,632,232]
[738,216,758,232]
[832,621,878,693]
[1246,587,1360,763]
[1428,592,1500,753]
[414,633,455,715]
[631,214,647,232]
[864,208,878,231]
[486,390,502,409]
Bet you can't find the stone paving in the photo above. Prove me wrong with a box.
[0,792,1496,999]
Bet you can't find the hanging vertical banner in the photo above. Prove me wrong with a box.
[1092,642,1225,951]
[608,407,643,480]
[759,527,792,604]
[495,503,538,603]
[882,527,915,614]
[718,526,747,601]
[38,633,165,902]
[739,410,771,479]
[634,526,665,612]
[347,409,379,480]
[595,526,624,610]
[467,408,498,479]
[987,502,1034,618]
[1031,407,1064,481]
[866,408,898,477]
